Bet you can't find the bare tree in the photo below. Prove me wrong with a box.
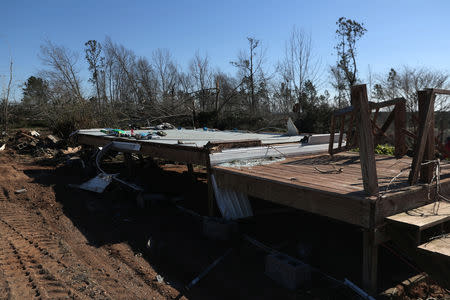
[373,66,449,133]
[277,27,321,112]
[152,48,179,108]
[189,51,212,111]
[39,40,83,101]
[231,37,267,114]
[135,57,158,105]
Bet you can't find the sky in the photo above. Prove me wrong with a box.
[2,0,450,100]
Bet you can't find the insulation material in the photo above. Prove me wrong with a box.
[218,157,285,168]
[286,117,299,136]
[211,174,253,220]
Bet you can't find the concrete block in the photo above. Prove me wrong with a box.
[202,217,237,241]
[265,253,311,290]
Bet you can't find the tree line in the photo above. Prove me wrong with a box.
[2,17,449,137]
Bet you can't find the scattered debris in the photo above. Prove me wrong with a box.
[72,173,114,193]
[156,275,164,283]
[0,144,5,151]
[46,135,59,144]
[30,130,40,137]
[61,146,82,155]
[156,122,174,130]
[185,248,233,290]
[14,188,27,194]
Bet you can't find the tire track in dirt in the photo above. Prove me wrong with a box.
[0,201,145,299]
[0,216,78,299]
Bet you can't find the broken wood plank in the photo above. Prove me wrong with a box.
[409,90,435,185]
[351,84,379,195]
[419,91,436,183]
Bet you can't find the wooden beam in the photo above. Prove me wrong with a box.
[372,107,380,125]
[368,98,404,110]
[351,85,379,195]
[380,109,395,134]
[428,88,450,96]
[409,90,435,185]
[394,99,407,158]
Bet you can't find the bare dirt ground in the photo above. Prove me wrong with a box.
[0,153,183,299]
[0,144,448,300]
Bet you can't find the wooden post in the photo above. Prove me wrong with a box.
[351,85,379,195]
[394,99,407,158]
[419,91,435,183]
[409,90,435,185]
[338,115,346,150]
[362,229,378,295]
[329,114,335,155]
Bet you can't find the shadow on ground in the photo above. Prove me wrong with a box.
[23,157,419,299]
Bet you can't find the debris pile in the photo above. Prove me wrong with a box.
[2,130,81,159]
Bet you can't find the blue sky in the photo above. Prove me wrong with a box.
[2,0,450,100]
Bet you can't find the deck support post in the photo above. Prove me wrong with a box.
[351,84,379,195]
[362,229,378,295]
[187,163,194,177]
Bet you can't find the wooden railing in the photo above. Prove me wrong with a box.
[329,93,407,158]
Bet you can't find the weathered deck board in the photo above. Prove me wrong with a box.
[215,153,418,196]
[386,201,450,230]
[213,152,450,228]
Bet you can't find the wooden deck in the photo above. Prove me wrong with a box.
[213,152,450,229]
